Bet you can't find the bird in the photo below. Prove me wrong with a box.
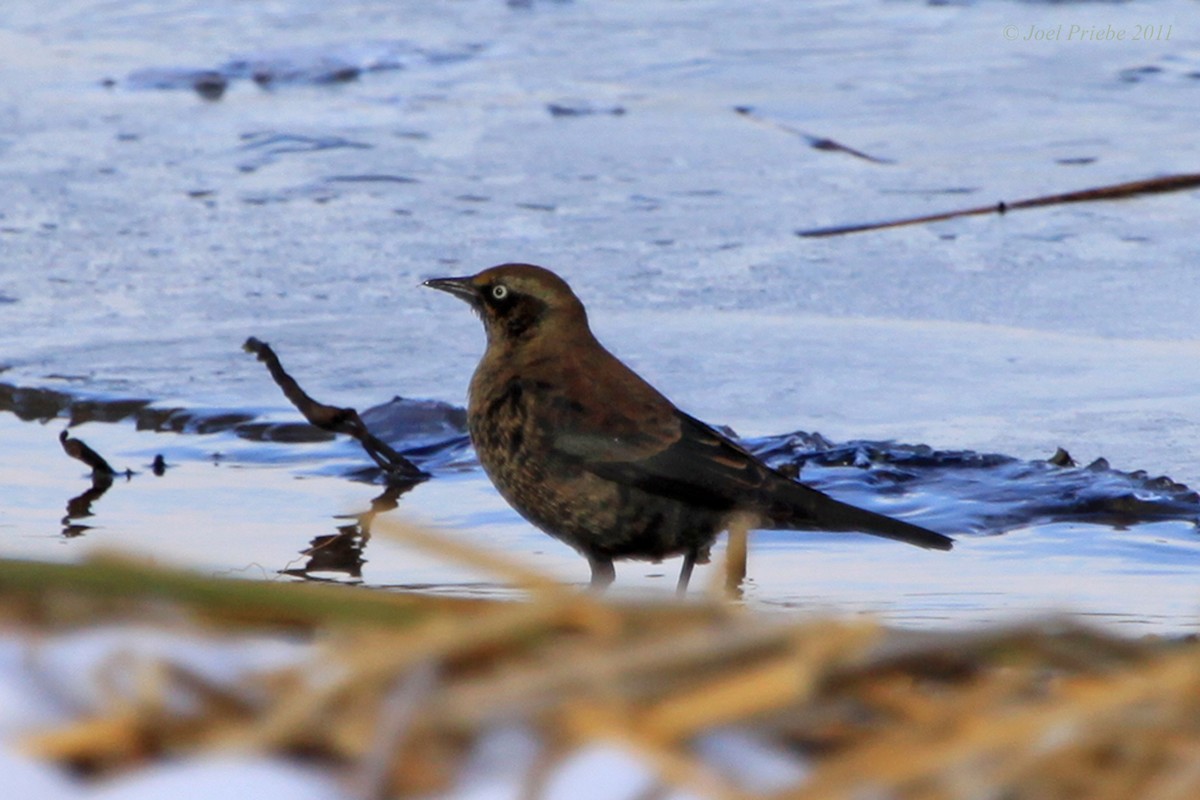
[425,264,953,592]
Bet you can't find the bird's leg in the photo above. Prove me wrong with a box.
[676,549,698,596]
[587,556,615,591]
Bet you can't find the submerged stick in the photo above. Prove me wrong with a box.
[243,337,427,482]
[797,172,1200,237]
[735,106,894,164]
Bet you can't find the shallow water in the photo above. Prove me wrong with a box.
[2,0,1200,632]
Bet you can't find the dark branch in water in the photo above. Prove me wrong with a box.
[243,337,428,483]
[734,106,895,164]
[797,173,1200,237]
[59,430,116,476]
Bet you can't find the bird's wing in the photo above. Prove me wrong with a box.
[546,370,953,550]
[559,409,952,550]
[536,350,952,550]
[552,389,770,511]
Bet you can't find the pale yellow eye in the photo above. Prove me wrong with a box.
[491,284,509,300]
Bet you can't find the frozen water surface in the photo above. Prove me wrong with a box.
[2,0,1200,634]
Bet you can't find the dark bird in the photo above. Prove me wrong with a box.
[425,264,952,592]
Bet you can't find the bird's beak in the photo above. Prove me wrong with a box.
[423,276,480,305]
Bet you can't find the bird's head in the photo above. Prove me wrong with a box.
[424,263,589,345]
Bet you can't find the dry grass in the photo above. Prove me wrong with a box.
[2,521,1198,799]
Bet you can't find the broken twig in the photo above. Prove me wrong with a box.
[734,106,894,164]
[243,337,427,483]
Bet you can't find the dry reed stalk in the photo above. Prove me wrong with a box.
[21,714,145,764]
[428,621,807,731]
[1137,740,1200,800]
[376,518,569,597]
[376,518,622,634]
[8,532,1200,800]
[0,553,486,630]
[638,622,877,743]
[780,643,1200,799]
[231,598,617,754]
[354,661,439,800]
[718,513,753,599]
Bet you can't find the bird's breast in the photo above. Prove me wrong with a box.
[468,370,567,489]
[464,358,725,562]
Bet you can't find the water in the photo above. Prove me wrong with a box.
[3,0,1200,632]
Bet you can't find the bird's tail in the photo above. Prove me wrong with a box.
[766,480,954,551]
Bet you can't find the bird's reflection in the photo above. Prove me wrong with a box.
[280,480,418,582]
